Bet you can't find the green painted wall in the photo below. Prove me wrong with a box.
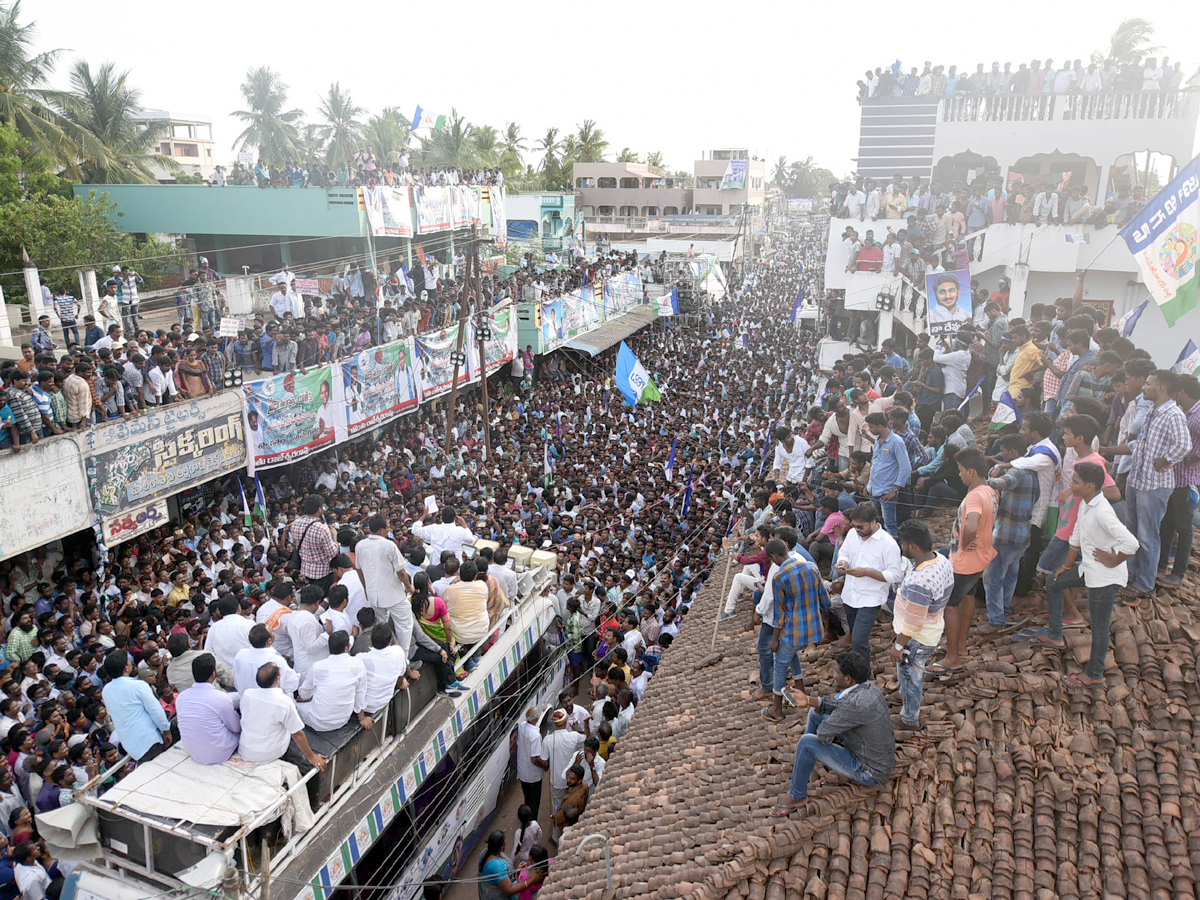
[73,184,368,238]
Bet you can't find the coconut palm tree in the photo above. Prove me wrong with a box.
[1095,18,1161,66]
[500,122,526,181]
[0,1,103,178]
[772,156,790,187]
[318,82,364,170]
[616,147,639,163]
[574,119,608,163]
[362,107,409,167]
[231,66,304,167]
[295,123,326,176]
[536,127,561,189]
[420,108,476,170]
[645,150,665,171]
[56,60,176,184]
[472,124,500,167]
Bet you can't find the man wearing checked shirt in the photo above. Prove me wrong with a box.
[764,539,829,723]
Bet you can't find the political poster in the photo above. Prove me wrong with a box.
[468,309,519,380]
[89,392,247,516]
[719,160,748,190]
[243,366,346,470]
[450,186,481,229]
[102,499,168,547]
[603,270,643,317]
[342,338,420,437]
[364,186,414,238]
[415,186,453,233]
[540,296,565,349]
[1119,154,1200,327]
[488,185,507,245]
[415,325,474,401]
[925,269,972,338]
[219,316,242,338]
[294,278,321,295]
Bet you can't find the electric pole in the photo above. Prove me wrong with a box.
[471,223,492,460]
[444,242,473,450]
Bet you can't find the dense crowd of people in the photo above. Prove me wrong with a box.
[857,56,1196,101]
[2,205,1198,899]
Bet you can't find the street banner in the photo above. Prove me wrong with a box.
[540,296,565,349]
[719,160,748,190]
[450,187,482,229]
[243,366,346,470]
[342,338,420,437]
[1120,153,1200,327]
[415,186,453,233]
[488,185,507,244]
[102,499,168,547]
[925,269,972,337]
[469,308,519,380]
[415,324,474,401]
[89,392,247,516]
[364,186,415,238]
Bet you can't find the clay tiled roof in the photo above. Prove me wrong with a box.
[540,510,1200,900]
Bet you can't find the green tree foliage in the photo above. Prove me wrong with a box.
[231,66,303,166]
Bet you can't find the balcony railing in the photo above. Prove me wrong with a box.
[941,90,1194,124]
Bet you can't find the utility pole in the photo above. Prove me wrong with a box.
[444,242,473,450]
[471,223,492,461]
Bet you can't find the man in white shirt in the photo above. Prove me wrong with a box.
[332,554,368,628]
[539,709,584,828]
[516,706,546,815]
[269,287,292,320]
[204,596,255,671]
[488,547,519,602]
[237,663,327,797]
[355,516,414,652]
[359,624,420,714]
[833,503,903,675]
[558,691,590,733]
[629,659,651,701]
[564,736,605,789]
[1039,461,1138,688]
[281,585,332,678]
[296,631,372,733]
[769,424,810,487]
[234,624,300,697]
[255,581,295,659]
[411,506,478,562]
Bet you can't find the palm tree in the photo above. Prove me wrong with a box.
[0,1,103,178]
[574,119,608,163]
[616,147,639,163]
[645,150,665,171]
[420,108,476,169]
[56,60,175,184]
[296,123,326,174]
[500,122,526,181]
[318,82,364,170]
[472,124,499,167]
[536,127,561,188]
[362,107,409,166]
[772,156,790,187]
[1095,18,1161,65]
[231,66,303,166]
[556,133,580,191]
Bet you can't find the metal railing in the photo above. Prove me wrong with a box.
[942,89,1194,123]
[1064,89,1193,120]
[942,93,1056,122]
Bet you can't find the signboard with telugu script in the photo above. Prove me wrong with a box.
[102,499,168,546]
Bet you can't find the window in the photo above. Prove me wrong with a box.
[576,177,595,188]
[642,207,659,217]
[662,206,679,215]
[159,142,172,155]
[618,206,638,217]
[175,143,199,158]
[697,177,721,190]
[598,177,617,189]
[598,206,615,216]
[619,178,639,189]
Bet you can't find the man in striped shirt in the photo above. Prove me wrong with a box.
[1158,376,1200,587]
[764,539,829,723]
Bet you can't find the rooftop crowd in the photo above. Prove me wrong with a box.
[219,153,504,190]
[2,206,1198,898]
[857,56,1197,102]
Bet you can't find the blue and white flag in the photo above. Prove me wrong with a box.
[790,287,805,323]
[411,106,446,133]
[238,477,251,526]
[665,435,677,482]
[989,390,1022,431]
[543,439,552,487]
[615,341,661,406]
[681,464,694,517]
[760,418,775,476]
[1172,339,1200,375]
[1115,299,1149,337]
[556,411,562,440]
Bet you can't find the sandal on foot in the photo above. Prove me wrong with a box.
[760,708,784,723]
[927,661,964,675]
[1063,672,1103,690]
[1031,634,1067,649]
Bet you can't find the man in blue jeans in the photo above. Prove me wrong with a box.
[753,550,802,701]
[981,434,1037,626]
[771,650,896,815]
[762,539,829,723]
[865,412,911,537]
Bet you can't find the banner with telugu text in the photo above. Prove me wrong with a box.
[364,186,414,238]
[415,186,453,233]
[468,308,519,381]
[89,392,247,517]
[415,324,475,401]
[341,338,420,437]
[450,186,482,229]
[243,365,347,470]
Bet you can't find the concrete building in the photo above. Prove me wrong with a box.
[131,109,218,182]
[574,161,691,222]
[504,191,579,250]
[692,148,766,215]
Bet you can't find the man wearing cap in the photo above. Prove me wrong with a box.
[517,706,547,816]
[538,708,584,836]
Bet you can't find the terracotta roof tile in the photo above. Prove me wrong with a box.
[540,511,1200,900]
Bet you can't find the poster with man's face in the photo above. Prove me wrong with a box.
[926,269,972,336]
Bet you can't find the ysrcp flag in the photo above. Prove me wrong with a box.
[1114,299,1149,337]
[990,390,1022,431]
[1119,153,1200,327]
[1172,339,1200,375]
[615,341,661,406]
[411,105,446,132]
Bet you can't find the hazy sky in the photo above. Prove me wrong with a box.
[32,0,1199,175]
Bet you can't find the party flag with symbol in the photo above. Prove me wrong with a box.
[238,477,252,528]
[411,105,446,132]
[1114,299,1149,337]
[1172,339,1200,375]
[665,435,677,482]
[615,341,662,406]
[543,439,552,488]
[790,287,805,323]
[989,390,1022,431]
[681,464,694,517]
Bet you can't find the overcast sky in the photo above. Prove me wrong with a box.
[33,0,1199,175]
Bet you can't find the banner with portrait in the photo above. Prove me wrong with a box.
[719,160,748,190]
[925,269,973,338]
[415,324,475,401]
[540,296,565,350]
[342,338,420,437]
[468,308,519,380]
[415,186,453,233]
[364,186,414,238]
[450,186,481,229]
[243,366,347,470]
[603,270,643,317]
[488,185,506,244]
[89,392,247,518]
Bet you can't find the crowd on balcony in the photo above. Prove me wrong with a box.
[857,56,1196,102]
[220,153,504,190]
[835,176,1147,273]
